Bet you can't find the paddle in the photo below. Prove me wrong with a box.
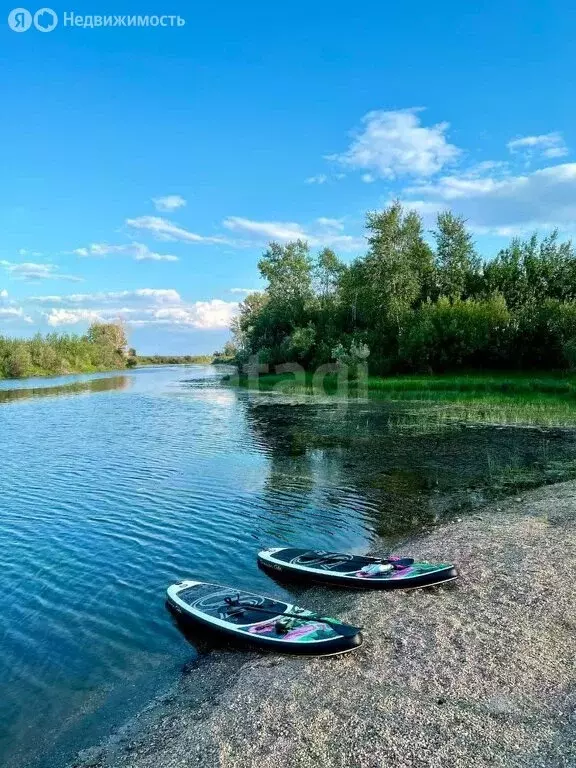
[224,598,362,638]
[297,553,414,570]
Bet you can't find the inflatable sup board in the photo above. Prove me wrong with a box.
[166,580,362,656]
[258,548,458,589]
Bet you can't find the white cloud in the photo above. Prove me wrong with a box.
[507,132,568,160]
[229,288,259,295]
[0,261,82,282]
[45,309,105,327]
[126,216,228,245]
[132,288,182,303]
[315,217,345,231]
[153,195,187,213]
[44,298,238,331]
[125,214,360,251]
[223,216,364,251]
[224,217,307,241]
[35,285,235,331]
[402,162,576,234]
[141,300,238,330]
[0,306,33,323]
[330,108,460,180]
[305,174,328,185]
[0,289,7,299]
[74,242,179,262]
[33,288,182,306]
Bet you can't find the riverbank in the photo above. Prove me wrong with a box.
[227,370,576,428]
[72,480,576,768]
[0,322,134,379]
[233,370,576,393]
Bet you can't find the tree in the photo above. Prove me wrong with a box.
[314,247,346,303]
[342,202,434,367]
[223,340,237,358]
[258,240,314,309]
[482,232,576,310]
[363,202,434,322]
[231,291,269,352]
[4,344,33,378]
[434,211,479,299]
[86,322,128,356]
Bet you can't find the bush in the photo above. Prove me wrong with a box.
[3,344,33,378]
[282,325,316,365]
[0,322,133,379]
[399,295,511,371]
[511,300,576,369]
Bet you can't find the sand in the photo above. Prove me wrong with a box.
[71,482,576,768]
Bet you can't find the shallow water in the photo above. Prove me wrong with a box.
[1,365,575,767]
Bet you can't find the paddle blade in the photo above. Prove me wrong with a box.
[320,618,363,639]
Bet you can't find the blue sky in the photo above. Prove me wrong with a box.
[1,1,575,353]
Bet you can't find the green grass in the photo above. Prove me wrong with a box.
[227,370,576,428]
[364,372,576,396]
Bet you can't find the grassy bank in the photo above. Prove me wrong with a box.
[232,369,576,394]
[228,370,576,427]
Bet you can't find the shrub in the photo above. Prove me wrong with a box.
[399,295,511,371]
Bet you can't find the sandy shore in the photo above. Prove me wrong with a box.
[72,482,576,768]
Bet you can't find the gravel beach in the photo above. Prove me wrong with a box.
[72,482,576,768]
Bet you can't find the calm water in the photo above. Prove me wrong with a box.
[1,365,575,768]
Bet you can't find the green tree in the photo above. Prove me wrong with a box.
[345,202,434,367]
[434,211,479,299]
[231,291,270,353]
[222,340,237,358]
[4,344,33,378]
[87,322,128,355]
[258,240,313,308]
[314,247,346,303]
[482,232,576,310]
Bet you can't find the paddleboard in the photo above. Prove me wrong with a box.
[166,580,363,656]
[258,548,458,589]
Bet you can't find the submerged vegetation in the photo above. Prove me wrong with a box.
[0,322,136,379]
[232,202,576,375]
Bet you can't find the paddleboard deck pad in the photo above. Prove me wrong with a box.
[258,548,458,589]
[166,580,362,656]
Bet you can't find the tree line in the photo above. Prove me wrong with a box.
[0,322,136,379]
[232,203,576,374]
[138,348,236,366]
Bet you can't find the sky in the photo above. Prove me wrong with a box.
[1,1,575,354]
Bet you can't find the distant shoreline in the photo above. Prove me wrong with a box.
[138,356,234,366]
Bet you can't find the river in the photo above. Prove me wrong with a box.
[1,365,575,767]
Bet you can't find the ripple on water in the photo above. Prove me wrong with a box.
[0,367,378,768]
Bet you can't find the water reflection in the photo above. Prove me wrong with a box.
[240,393,576,538]
[0,376,131,404]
